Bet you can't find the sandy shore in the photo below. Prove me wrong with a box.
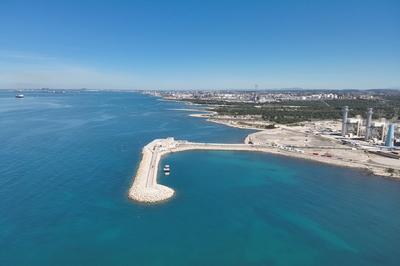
[189,113,270,130]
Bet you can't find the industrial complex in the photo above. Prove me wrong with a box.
[340,106,399,155]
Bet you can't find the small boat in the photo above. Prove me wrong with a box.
[15,94,24,98]
[163,164,170,174]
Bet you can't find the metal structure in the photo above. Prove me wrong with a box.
[341,106,349,136]
[365,108,373,140]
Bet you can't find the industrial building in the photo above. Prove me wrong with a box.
[341,106,399,148]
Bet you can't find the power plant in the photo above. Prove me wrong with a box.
[341,107,399,148]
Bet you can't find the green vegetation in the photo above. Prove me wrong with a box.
[183,96,400,124]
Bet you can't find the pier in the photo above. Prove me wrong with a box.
[129,138,261,203]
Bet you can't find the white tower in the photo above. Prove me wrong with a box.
[342,106,349,136]
[365,108,373,141]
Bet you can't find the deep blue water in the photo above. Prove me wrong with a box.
[0,91,399,265]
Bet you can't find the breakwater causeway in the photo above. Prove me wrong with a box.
[129,137,264,202]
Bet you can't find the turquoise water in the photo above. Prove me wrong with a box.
[0,91,399,265]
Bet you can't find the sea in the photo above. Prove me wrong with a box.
[0,91,399,266]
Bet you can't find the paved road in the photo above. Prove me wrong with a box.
[146,146,158,188]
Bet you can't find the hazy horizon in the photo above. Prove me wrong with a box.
[1,0,399,90]
[2,87,400,92]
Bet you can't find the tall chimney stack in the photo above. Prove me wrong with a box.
[341,106,349,137]
[365,108,373,141]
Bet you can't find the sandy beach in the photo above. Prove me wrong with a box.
[189,113,268,130]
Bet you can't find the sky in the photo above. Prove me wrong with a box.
[0,0,399,90]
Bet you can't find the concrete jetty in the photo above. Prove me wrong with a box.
[129,138,261,203]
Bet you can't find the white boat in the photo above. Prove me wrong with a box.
[163,164,170,172]
[15,94,24,98]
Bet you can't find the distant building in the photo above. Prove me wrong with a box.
[346,117,362,136]
[370,121,387,141]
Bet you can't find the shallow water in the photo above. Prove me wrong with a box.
[0,91,399,265]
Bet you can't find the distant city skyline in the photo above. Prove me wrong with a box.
[0,0,399,90]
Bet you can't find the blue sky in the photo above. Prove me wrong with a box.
[0,0,399,90]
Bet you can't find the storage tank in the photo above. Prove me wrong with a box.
[385,124,395,148]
